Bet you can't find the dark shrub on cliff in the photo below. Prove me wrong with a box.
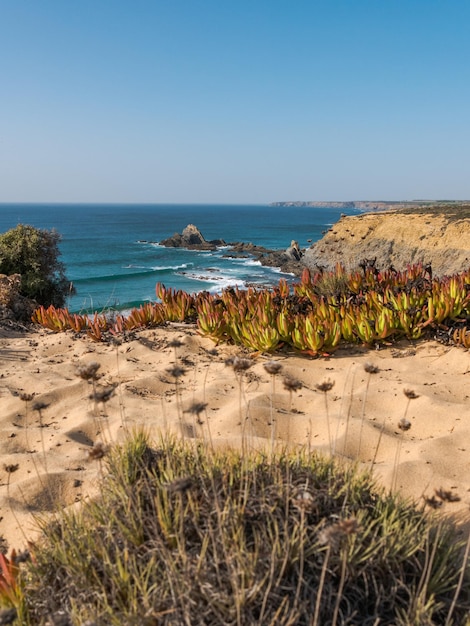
[0,224,73,307]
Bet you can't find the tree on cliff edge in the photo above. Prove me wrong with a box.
[0,224,74,307]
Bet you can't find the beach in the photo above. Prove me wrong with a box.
[1,321,469,551]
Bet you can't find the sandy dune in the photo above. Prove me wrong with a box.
[1,322,469,550]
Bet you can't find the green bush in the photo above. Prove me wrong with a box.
[19,434,470,625]
[0,224,73,307]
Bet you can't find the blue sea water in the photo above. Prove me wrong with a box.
[0,204,359,313]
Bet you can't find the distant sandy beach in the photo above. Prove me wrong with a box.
[1,322,469,550]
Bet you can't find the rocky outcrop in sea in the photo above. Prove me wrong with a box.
[160,224,226,250]
[159,225,307,276]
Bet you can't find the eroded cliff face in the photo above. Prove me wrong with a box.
[303,210,470,277]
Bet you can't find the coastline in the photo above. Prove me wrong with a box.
[270,200,470,211]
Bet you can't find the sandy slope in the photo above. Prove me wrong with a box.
[0,323,469,550]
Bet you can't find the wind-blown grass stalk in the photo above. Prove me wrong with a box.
[316,380,335,457]
[226,356,253,457]
[3,463,29,547]
[270,373,276,454]
[445,529,470,626]
[392,389,417,492]
[341,367,357,457]
[392,429,405,493]
[332,550,348,626]
[293,500,307,610]
[19,393,49,500]
[166,365,186,440]
[32,402,49,477]
[31,401,57,511]
[264,360,283,458]
[76,361,106,442]
[91,385,117,444]
[195,349,218,452]
[415,527,439,610]
[370,412,388,471]
[112,338,127,431]
[313,545,331,626]
[283,376,302,447]
[333,363,353,455]
[357,364,380,458]
[238,372,246,455]
[202,403,214,452]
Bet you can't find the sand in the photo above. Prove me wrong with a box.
[1,322,469,551]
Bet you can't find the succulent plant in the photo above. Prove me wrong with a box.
[32,266,470,352]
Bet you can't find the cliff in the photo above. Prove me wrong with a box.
[303,205,470,277]
[270,200,469,211]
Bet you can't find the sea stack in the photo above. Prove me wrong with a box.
[160,224,226,250]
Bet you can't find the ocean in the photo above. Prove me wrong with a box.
[0,204,359,313]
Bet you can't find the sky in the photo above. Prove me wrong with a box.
[0,0,469,204]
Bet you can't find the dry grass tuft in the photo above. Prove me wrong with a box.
[15,433,470,625]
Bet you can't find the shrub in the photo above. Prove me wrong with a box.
[0,224,73,307]
[20,434,470,625]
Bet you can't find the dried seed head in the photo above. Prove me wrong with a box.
[318,525,340,548]
[337,517,359,535]
[398,418,412,431]
[403,389,419,400]
[166,365,186,379]
[32,400,50,412]
[364,363,380,374]
[225,356,253,372]
[263,360,283,376]
[87,442,108,461]
[76,361,101,382]
[19,392,34,402]
[185,402,208,416]
[435,487,461,503]
[163,477,193,493]
[424,495,443,509]
[89,384,117,403]
[318,517,359,549]
[15,549,31,564]
[169,338,184,348]
[292,490,316,513]
[48,610,72,626]
[315,379,335,393]
[283,376,303,393]
[3,464,19,474]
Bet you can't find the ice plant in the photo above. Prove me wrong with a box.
[0,551,20,606]
[31,265,470,354]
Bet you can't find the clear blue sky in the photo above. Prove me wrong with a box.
[1,0,469,203]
